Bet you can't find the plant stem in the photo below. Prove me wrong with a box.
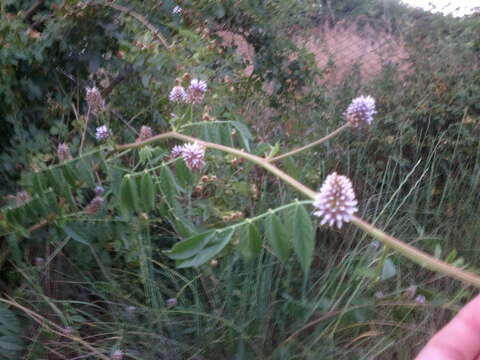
[116,131,480,288]
[269,122,351,162]
[351,216,480,288]
[116,131,317,199]
[79,108,90,155]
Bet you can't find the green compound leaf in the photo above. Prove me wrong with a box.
[166,230,216,260]
[177,228,234,268]
[0,304,24,360]
[119,175,133,213]
[140,171,155,213]
[239,222,262,260]
[265,212,290,263]
[291,204,315,275]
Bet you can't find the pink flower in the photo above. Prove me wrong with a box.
[95,125,111,141]
[169,85,188,103]
[85,86,105,114]
[170,145,184,158]
[136,125,153,142]
[313,172,358,228]
[344,95,377,127]
[181,142,206,170]
[57,143,72,162]
[187,79,207,104]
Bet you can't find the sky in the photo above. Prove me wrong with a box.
[400,0,480,16]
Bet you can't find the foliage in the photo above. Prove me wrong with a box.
[1,0,480,359]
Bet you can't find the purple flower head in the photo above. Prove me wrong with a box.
[136,125,153,142]
[313,172,358,229]
[85,86,105,115]
[166,298,178,308]
[344,95,377,127]
[171,144,184,158]
[187,79,208,104]
[173,5,182,15]
[95,186,105,196]
[181,142,206,170]
[169,85,188,103]
[95,125,111,141]
[15,191,31,205]
[85,196,104,215]
[404,285,417,300]
[112,350,124,360]
[57,143,72,162]
[415,295,426,304]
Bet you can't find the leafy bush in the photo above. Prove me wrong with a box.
[1,0,480,359]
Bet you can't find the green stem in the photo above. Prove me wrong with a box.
[116,131,317,199]
[115,131,480,288]
[352,216,480,288]
[269,122,351,162]
[375,245,389,281]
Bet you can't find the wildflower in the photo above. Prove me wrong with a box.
[14,191,31,205]
[35,257,45,266]
[187,78,208,104]
[172,5,182,15]
[136,125,153,142]
[85,86,105,114]
[344,95,377,127]
[181,142,206,170]
[94,186,105,196]
[126,306,136,314]
[166,298,177,308]
[62,326,74,336]
[169,85,188,103]
[415,295,426,304]
[84,196,104,215]
[374,291,385,299]
[57,143,72,162]
[170,144,184,158]
[112,350,124,360]
[313,172,358,229]
[404,285,417,300]
[95,125,111,141]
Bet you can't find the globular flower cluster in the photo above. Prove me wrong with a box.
[169,85,188,103]
[85,86,105,115]
[187,79,208,104]
[171,142,206,171]
[313,172,358,229]
[136,125,153,142]
[112,350,124,360]
[172,5,182,15]
[168,79,208,104]
[344,95,377,127]
[15,191,31,206]
[170,144,184,158]
[95,125,111,141]
[84,195,104,215]
[57,143,72,162]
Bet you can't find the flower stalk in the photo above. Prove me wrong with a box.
[268,123,350,162]
[116,131,480,288]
